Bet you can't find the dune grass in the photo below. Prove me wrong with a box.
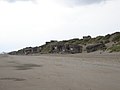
[109,45,120,52]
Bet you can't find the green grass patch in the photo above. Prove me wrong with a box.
[108,45,120,52]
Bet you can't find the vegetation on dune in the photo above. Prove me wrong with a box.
[108,45,120,52]
[36,32,120,53]
[8,32,120,55]
[112,34,120,42]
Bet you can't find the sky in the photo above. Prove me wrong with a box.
[0,0,120,52]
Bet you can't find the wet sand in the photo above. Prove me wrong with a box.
[0,53,120,90]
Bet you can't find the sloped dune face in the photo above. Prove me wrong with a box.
[0,53,120,90]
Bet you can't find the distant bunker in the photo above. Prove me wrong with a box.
[50,44,82,54]
[86,43,106,53]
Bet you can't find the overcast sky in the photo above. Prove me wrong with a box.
[0,0,120,52]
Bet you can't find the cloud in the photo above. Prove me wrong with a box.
[56,0,108,6]
[1,0,35,3]
[0,0,109,6]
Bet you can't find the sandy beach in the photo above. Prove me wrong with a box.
[0,53,120,90]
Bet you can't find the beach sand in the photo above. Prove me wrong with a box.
[0,53,120,90]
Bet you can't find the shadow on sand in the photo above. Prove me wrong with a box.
[0,78,26,81]
[13,64,43,70]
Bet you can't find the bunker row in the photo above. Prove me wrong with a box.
[8,43,106,55]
